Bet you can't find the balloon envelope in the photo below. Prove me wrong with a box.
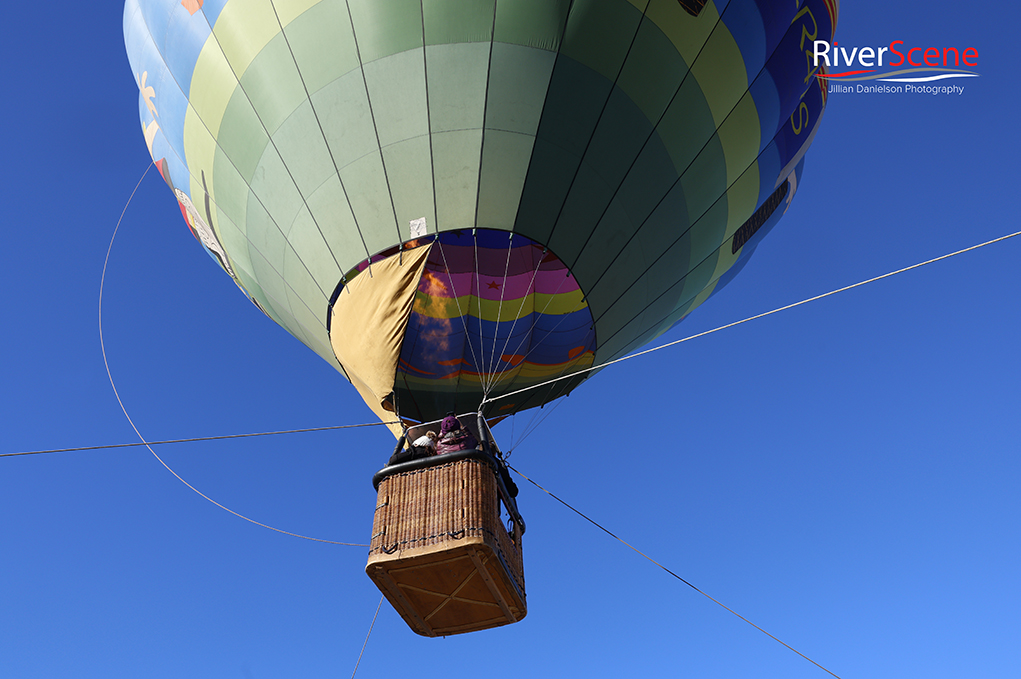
[125,0,837,428]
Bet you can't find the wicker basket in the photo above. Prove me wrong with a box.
[366,451,525,636]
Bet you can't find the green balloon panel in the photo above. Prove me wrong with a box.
[125,0,837,419]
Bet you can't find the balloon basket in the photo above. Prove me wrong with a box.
[366,449,526,636]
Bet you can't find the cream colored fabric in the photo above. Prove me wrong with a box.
[330,244,432,437]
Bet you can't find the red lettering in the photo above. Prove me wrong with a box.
[878,41,977,70]
[889,40,904,66]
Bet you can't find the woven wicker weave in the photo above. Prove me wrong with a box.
[366,455,525,636]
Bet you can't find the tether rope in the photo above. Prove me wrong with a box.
[510,465,842,679]
[2,421,399,458]
[484,229,1021,409]
[350,595,384,678]
[100,163,365,547]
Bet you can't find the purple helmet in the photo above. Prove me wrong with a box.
[440,415,460,434]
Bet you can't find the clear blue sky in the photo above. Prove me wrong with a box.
[2,2,1018,678]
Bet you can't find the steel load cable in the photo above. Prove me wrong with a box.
[350,595,384,679]
[2,422,399,458]
[510,464,843,678]
[482,228,1021,411]
[99,163,366,547]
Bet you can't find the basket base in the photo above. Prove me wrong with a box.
[366,537,525,637]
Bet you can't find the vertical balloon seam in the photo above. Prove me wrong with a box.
[187,0,352,331]
[571,0,815,301]
[129,1,339,359]
[558,20,739,355]
[540,0,652,254]
[203,42,333,350]
[503,0,576,242]
[172,6,333,332]
[345,0,426,261]
[579,1,833,359]
[595,169,799,358]
[418,7,440,255]
[271,0,376,278]
[590,147,801,346]
[471,1,501,234]
[200,2,348,300]
[563,2,735,293]
[494,0,661,379]
[194,1,414,356]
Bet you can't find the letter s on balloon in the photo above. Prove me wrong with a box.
[791,101,809,135]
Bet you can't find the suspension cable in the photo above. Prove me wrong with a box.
[487,250,591,401]
[100,163,365,547]
[486,243,553,396]
[511,464,842,678]
[2,421,400,459]
[435,235,485,391]
[484,231,517,394]
[484,229,1021,409]
[350,595,384,678]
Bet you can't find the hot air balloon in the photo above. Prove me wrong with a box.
[125,0,837,636]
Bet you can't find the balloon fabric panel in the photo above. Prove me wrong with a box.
[125,0,837,425]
